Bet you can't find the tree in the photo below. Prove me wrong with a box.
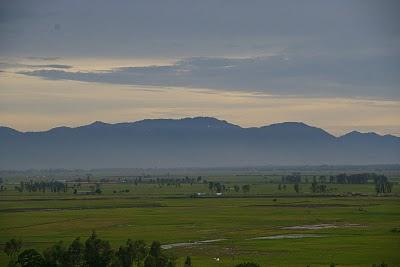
[4,239,22,267]
[42,241,67,267]
[149,240,176,267]
[132,240,148,267]
[234,185,240,193]
[67,237,85,267]
[242,184,250,194]
[84,231,113,267]
[149,241,161,259]
[156,254,169,267]
[208,182,214,191]
[294,183,300,194]
[144,255,157,267]
[18,249,45,267]
[215,183,222,193]
[116,246,132,267]
[4,238,22,259]
[374,176,392,194]
[184,256,192,267]
[311,181,318,193]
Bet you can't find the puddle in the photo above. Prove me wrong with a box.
[161,239,226,249]
[282,224,337,230]
[250,234,324,240]
[343,223,366,227]
[161,224,365,248]
[281,223,364,230]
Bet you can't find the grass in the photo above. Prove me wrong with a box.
[0,176,399,266]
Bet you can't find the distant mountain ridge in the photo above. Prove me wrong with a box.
[1,117,399,169]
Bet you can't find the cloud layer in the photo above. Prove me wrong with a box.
[2,1,400,99]
[1,0,399,58]
[20,55,400,98]
[0,62,71,70]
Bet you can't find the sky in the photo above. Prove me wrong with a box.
[0,0,399,136]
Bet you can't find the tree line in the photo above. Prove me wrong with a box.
[280,173,393,194]
[281,173,391,185]
[3,235,260,267]
[4,233,175,267]
[14,180,67,193]
[94,176,204,187]
[208,182,251,194]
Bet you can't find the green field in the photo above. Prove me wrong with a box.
[1,173,400,267]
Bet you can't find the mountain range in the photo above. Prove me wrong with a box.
[1,117,399,169]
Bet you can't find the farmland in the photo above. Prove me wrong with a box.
[1,169,400,267]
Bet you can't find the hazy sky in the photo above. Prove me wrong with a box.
[0,0,399,135]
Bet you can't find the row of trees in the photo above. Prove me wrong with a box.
[207,182,251,194]
[281,174,302,184]
[103,176,204,187]
[374,176,392,194]
[281,173,391,185]
[280,173,394,195]
[310,181,328,193]
[279,181,326,194]
[4,235,260,267]
[15,180,67,193]
[208,181,226,193]
[4,233,176,267]
[234,184,251,193]
[329,173,377,184]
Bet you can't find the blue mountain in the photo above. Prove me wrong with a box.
[0,117,398,169]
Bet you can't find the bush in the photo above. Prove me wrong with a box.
[18,249,45,267]
[8,234,177,267]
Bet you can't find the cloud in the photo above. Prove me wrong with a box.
[0,1,399,59]
[19,55,400,99]
[25,56,61,61]
[0,62,71,70]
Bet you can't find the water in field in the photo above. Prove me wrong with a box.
[281,223,364,230]
[249,234,324,240]
[161,239,227,249]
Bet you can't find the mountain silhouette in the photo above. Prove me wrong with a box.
[0,117,398,169]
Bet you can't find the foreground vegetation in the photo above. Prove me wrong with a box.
[0,170,399,266]
[4,234,263,267]
[4,233,178,267]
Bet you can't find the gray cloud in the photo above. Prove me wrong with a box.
[20,55,400,98]
[0,62,71,70]
[1,0,400,100]
[25,56,61,61]
[0,0,399,59]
